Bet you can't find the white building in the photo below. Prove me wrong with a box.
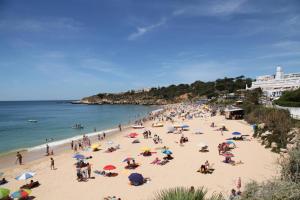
[247,66,300,99]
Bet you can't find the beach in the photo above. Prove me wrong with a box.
[0,105,279,200]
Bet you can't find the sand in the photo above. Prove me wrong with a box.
[0,110,279,200]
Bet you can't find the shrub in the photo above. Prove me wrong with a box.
[240,180,300,200]
[153,187,224,200]
[280,145,300,183]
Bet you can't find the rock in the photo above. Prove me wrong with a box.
[261,131,272,137]
[258,123,265,129]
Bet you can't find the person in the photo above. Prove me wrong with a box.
[229,189,237,200]
[50,157,55,170]
[46,144,49,156]
[87,163,92,178]
[189,186,195,193]
[103,132,106,139]
[118,124,122,131]
[74,144,78,152]
[16,152,22,165]
[0,178,8,185]
[71,140,74,150]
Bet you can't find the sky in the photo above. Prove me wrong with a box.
[0,0,300,100]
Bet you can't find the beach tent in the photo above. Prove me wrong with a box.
[162,149,172,155]
[73,154,85,160]
[0,188,10,199]
[197,142,208,148]
[15,172,35,181]
[103,165,116,171]
[232,132,241,136]
[11,189,31,199]
[128,173,144,186]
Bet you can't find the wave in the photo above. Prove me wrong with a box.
[27,127,121,152]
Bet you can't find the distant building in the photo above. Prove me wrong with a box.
[247,66,300,99]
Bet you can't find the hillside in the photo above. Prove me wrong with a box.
[80,76,252,105]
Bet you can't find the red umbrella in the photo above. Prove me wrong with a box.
[103,165,116,171]
[129,133,138,138]
[222,152,234,157]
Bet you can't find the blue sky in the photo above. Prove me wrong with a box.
[0,0,300,100]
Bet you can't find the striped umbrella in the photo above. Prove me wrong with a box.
[15,172,35,181]
[0,188,10,199]
[11,189,31,199]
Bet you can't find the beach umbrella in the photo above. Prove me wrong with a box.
[197,142,208,148]
[181,125,189,129]
[162,149,172,155]
[15,172,35,181]
[123,157,134,162]
[11,189,31,199]
[73,154,85,160]
[173,123,182,128]
[232,132,241,136]
[103,165,116,171]
[167,126,175,132]
[128,173,144,186]
[91,143,100,149]
[222,152,234,157]
[129,133,138,138]
[226,140,235,144]
[0,188,10,199]
[141,147,151,152]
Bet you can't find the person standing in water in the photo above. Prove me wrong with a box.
[46,144,50,156]
[118,124,122,131]
[16,152,22,165]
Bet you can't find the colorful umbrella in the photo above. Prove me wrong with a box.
[73,154,85,160]
[103,165,116,171]
[11,189,31,199]
[128,173,144,186]
[91,143,100,149]
[0,188,10,199]
[181,125,189,129]
[226,140,235,144]
[222,152,234,157]
[15,172,35,181]
[232,132,241,135]
[129,133,138,138]
[141,147,151,152]
[123,157,134,162]
[162,149,172,155]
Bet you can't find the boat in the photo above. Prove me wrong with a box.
[28,120,38,123]
[72,124,84,129]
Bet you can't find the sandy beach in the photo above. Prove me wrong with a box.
[0,105,279,200]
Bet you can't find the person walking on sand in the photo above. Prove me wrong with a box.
[46,144,49,156]
[50,157,55,170]
[16,152,22,165]
[118,124,122,131]
[87,163,91,178]
[71,140,74,150]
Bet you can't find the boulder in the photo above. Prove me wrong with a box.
[271,142,278,148]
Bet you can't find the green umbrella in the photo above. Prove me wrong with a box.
[0,188,10,199]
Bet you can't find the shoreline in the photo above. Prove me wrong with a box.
[0,107,164,170]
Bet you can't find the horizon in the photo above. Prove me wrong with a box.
[1,0,300,101]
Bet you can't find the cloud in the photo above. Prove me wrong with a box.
[128,17,167,40]
[0,17,83,33]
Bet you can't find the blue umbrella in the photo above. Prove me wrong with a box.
[232,132,241,135]
[226,140,235,144]
[162,149,173,155]
[181,125,189,128]
[15,172,35,181]
[128,173,144,186]
[73,154,85,160]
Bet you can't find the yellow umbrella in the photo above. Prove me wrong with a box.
[141,147,151,152]
[91,143,101,149]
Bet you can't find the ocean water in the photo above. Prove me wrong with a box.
[0,101,157,154]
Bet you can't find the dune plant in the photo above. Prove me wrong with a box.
[153,187,224,200]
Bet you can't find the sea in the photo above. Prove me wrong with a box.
[0,101,157,154]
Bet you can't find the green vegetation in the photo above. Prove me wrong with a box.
[83,76,252,104]
[153,187,224,200]
[274,88,300,107]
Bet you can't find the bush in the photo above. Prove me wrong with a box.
[280,145,300,183]
[153,187,224,200]
[240,180,300,200]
